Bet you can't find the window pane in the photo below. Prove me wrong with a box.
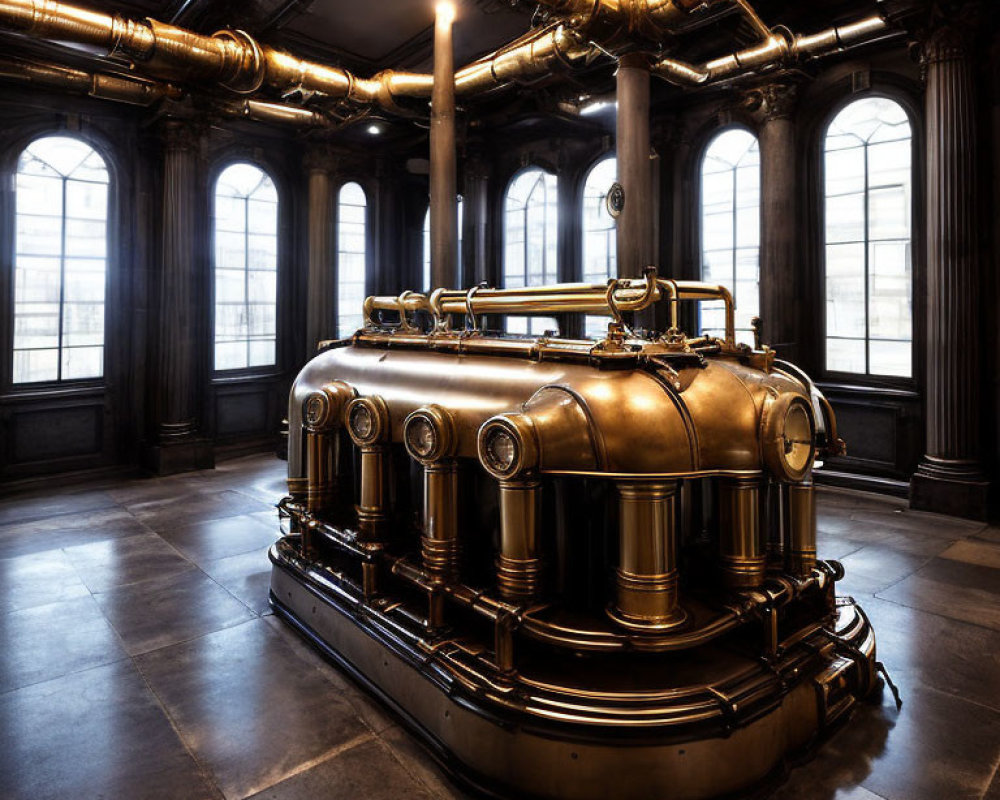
[823,97,913,377]
[337,182,366,338]
[700,129,759,345]
[826,337,866,374]
[213,163,278,370]
[13,136,108,383]
[504,169,558,333]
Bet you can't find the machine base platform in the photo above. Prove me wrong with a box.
[269,543,878,800]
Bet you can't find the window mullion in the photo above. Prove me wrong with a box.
[57,176,67,381]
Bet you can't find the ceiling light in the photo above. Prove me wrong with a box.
[580,100,616,116]
[436,2,455,24]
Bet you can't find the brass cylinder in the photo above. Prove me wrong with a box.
[496,480,542,602]
[610,481,686,629]
[421,461,460,581]
[784,480,817,576]
[356,446,389,541]
[718,478,765,589]
[305,432,335,512]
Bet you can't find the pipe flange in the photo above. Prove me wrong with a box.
[213,29,266,93]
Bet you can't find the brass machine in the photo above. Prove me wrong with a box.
[272,270,878,799]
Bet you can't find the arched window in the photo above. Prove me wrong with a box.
[213,163,279,372]
[700,128,760,344]
[13,136,109,384]
[823,97,912,377]
[422,196,463,291]
[581,156,617,338]
[504,168,558,335]
[337,182,367,337]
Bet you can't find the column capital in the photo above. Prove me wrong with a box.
[302,141,340,172]
[916,1,983,66]
[157,116,204,153]
[744,80,800,123]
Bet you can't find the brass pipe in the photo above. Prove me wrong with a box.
[361,272,731,341]
[305,432,336,513]
[718,478,765,589]
[0,56,178,105]
[652,14,889,87]
[422,462,460,581]
[430,2,458,291]
[609,480,687,629]
[784,480,816,576]
[496,480,542,602]
[0,0,598,114]
[356,446,389,541]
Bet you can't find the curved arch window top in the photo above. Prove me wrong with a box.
[422,196,463,292]
[582,156,617,338]
[337,182,367,337]
[213,163,279,372]
[504,168,558,335]
[824,97,912,377]
[14,136,109,384]
[700,128,759,344]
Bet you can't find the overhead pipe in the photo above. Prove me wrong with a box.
[429,2,458,291]
[0,55,179,105]
[0,0,598,112]
[652,14,890,86]
[0,55,332,126]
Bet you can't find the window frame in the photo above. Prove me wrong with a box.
[210,160,282,377]
[815,90,922,388]
[696,124,761,345]
[4,132,115,392]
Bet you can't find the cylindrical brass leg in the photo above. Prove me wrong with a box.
[422,462,459,581]
[305,431,335,513]
[495,480,542,602]
[356,446,389,541]
[718,478,765,589]
[609,481,687,630]
[784,480,817,576]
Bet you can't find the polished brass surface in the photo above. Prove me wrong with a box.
[496,480,542,602]
[785,480,817,577]
[610,481,686,629]
[421,462,460,582]
[273,268,878,798]
[718,477,765,589]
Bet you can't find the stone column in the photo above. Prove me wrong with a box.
[304,144,336,357]
[753,81,801,363]
[910,13,990,519]
[461,153,489,287]
[145,117,212,474]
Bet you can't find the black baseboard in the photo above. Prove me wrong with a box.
[814,469,910,498]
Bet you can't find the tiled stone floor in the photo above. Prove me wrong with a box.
[0,453,997,799]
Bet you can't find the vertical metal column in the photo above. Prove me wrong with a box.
[305,145,335,355]
[429,2,458,290]
[718,478,765,588]
[610,481,687,629]
[615,53,653,280]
